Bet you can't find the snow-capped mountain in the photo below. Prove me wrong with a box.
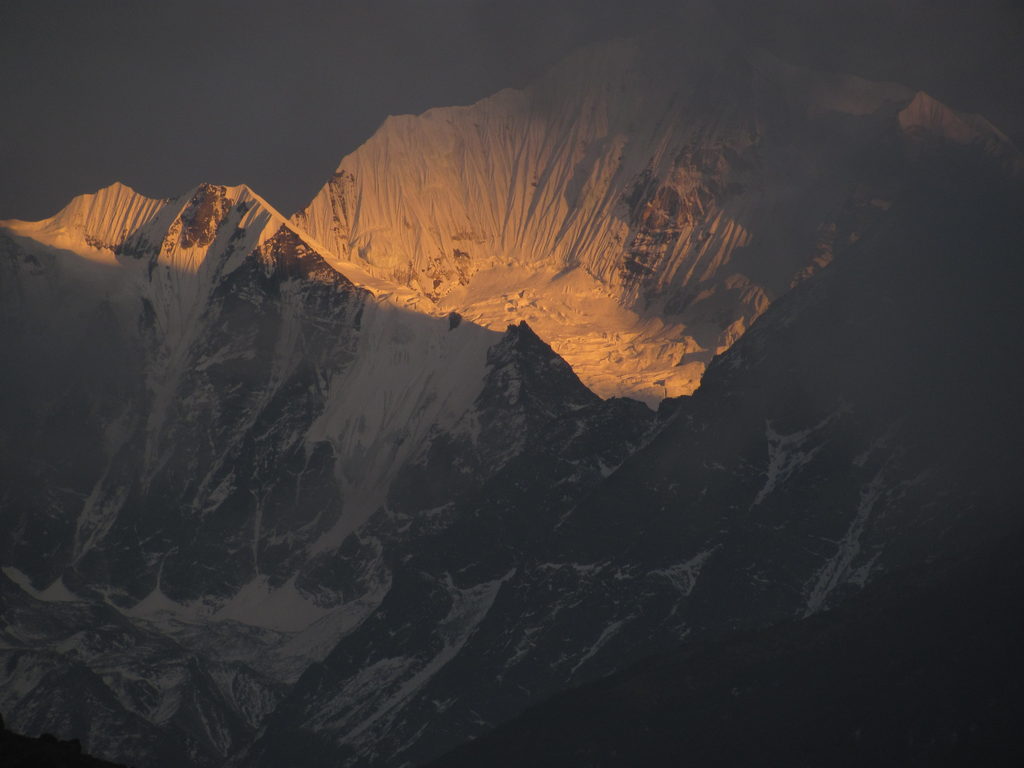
[2,180,536,601]
[247,130,1024,768]
[426,149,1024,768]
[3,177,649,766]
[293,34,1017,404]
[2,27,1023,768]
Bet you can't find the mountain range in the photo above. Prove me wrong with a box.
[2,25,1023,768]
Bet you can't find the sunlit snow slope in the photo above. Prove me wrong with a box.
[295,37,1010,402]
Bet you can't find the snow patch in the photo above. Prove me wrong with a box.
[209,575,335,632]
[651,549,715,596]
[316,570,514,746]
[751,412,840,508]
[307,300,498,552]
[2,568,80,602]
[570,618,627,675]
[804,470,886,615]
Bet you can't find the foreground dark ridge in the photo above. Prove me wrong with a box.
[420,149,1024,766]
[427,528,1024,767]
[0,714,129,768]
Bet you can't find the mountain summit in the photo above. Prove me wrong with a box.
[290,35,1010,403]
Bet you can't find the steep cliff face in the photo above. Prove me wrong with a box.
[294,37,948,401]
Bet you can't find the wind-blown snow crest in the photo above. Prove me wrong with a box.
[1,181,167,263]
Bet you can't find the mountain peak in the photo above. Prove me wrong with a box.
[93,180,144,196]
[898,91,1023,175]
[0,181,167,258]
[899,91,983,143]
[293,33,1022,405]
[50,180,162,220]
[1,178,327,277]
[485,319,598,415]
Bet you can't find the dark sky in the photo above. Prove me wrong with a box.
[2,0,1022,220]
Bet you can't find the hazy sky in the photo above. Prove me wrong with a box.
[2,0,1021,220]
[0,0,674,219]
